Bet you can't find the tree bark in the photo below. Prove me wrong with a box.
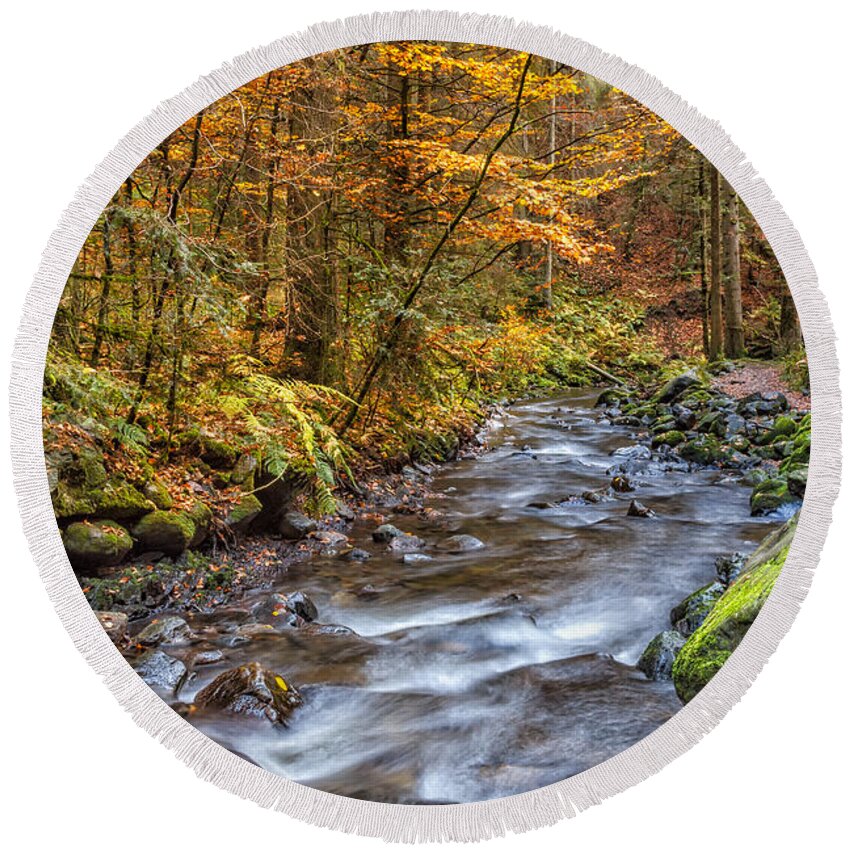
[721,176,745,358]
[708,164,723,360]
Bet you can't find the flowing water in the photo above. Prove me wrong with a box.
[175,390,782,803]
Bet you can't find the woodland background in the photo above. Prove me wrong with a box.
[46,42,803,512]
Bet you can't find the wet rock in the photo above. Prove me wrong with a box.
[610,475,634,493]
[189,648,224,665]
[651,429,685,449]
[95,610,128,645]
[302,623,357,636]
[637,630,685,680]
[225,494,262,533]
[579,487,614,504]
[342,547,371,562]
[596,387,631,407]
[679,434,727,466]
[787,465,808,498]
[715,552,747,586]
[194,662,302,724]
[527,500,557,509]
[251,593,302,628]
[724,413,747,437]
[279,510,317,540]
[335,500,355,521]
[611,444,652,461]
[285,590,318,622]
[132,649,187,689]
[656,371,700,403]
[670,582,724,636]
[63,520,133,571]
[388,533,427,553]
[671,404,697,431]
[132,510,195,556]
[403,553,433,565]
[372,524,403,543]
[627,499,655,518]
[438,534,485,552]
[136,615,193,646]
[750,476,795,516]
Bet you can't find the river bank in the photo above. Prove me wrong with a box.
[70,371,807,803]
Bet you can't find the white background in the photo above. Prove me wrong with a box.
[1,2,847,846]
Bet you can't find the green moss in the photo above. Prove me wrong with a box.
[142,478,173,510]
[200,436,238,469]
[225,494,262,532]
[63,520,133,571]
[652,429,685,448]
[771,415,798,439]
[750,476,795,515]
[133,510,195,556]
[679,434,728,466]
[672,518,796,703]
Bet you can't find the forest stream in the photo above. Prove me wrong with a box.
[167,389,785,803]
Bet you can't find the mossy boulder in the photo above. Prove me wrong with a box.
[679,434,727,466]
[199,435,237,469]
[652,429,685,448]
[786,465,808,498]
[132,510,195,556]
[750,476,795,516]
[225,494,262,533]
[596,387,631,407]
[63,520,133,571]
[672,515,797,703]
[670,581,724,636]
[637,630,685,680]
[186,501,213,547]
[230,453,258,488]
[770,415,798,440]
[141,478,173,510]
[655,371,700,403]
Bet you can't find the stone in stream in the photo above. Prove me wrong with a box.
[715,552,747,586]
[194,662,302,724]
[670,582,724,636]
[438,534,486,552]
[135,615,193,646]
[278,510,317,540]
[189,648,224,666]
[132,649,187,689]
[637,630,685,680]
[403,553,433,565]
[372,523,403,543]
[627,499,656,518]
[63,520,133,571]
[610,444,651,461]
[285,590,319,622]
[610,475,634,493]
[95,610,128,645]
[387,533,427,553]
[342,547,371,562]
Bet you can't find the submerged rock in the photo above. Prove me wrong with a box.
[194,661,302,723]
[136,615,193,646]
[132,649,186,689]
[670,582,724,636]
[403,553,433,565]
[637,630,685,680]
[750,476,795,515]
[342,547,371,562]
[438,534,485,552]
[285,590,318,622]
[63,520,133,571]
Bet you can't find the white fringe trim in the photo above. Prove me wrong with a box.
[8,10,841,842]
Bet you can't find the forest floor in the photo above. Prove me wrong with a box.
[711,361,810,411]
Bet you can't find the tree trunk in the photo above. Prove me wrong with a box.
[708,164,723,360]
[698,159,709,356]
[779,290,802,352]
[721,176,745,358]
